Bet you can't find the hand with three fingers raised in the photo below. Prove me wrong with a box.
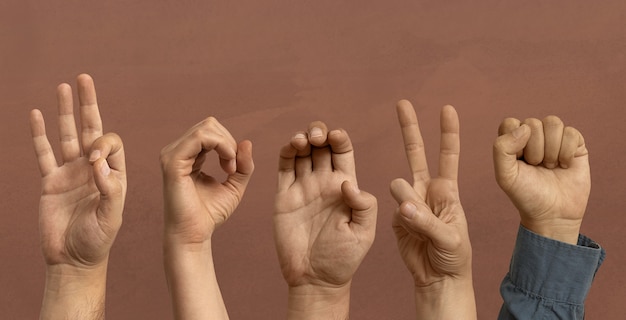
[31,74,126,320]
[274,121,377,320]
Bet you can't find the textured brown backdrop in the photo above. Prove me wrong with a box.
[2,1,624,319]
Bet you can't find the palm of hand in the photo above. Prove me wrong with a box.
[508,156,590,224]
[166,168,243,243]
[275,171,362,287]
[394,178,471,286]
[39,159,115,267]
[196,171,242,227]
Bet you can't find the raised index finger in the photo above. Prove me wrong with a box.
[396,100,430,183]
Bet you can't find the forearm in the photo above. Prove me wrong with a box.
[287,283,351,320]
[40,263,108,320]
[414,278,476,320]
[163,238,228,320]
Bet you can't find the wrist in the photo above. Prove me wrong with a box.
[42,263,108,320]
[45,262,109,290]
[287,283,351,320]
[414,278,476,320]
[163,239,230,320]
[163,236,213,271]
[520,219,581,245]
[163,225,213,252]
[162,207,215,248]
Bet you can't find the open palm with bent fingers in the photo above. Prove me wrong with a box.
[274,121,377,288]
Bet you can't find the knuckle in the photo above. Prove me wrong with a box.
[563,126,578,138]
[59,133,77,143]
[309,120,326,127]
[498,117,520,134]
[159,148,172,167]
[198,116,219,130]
[542,115,563,128]
[191,128,205,139]
[105,132,123,145]
[525,156,542,165]
[404,141,425,152]
[370,193,378,206]
[203,116,217,125]
[503,117,520,124]
[493,135,507,150]
[390,178,407,190]
[334,128,347,135]
[448,232,464,249]
[523,117,542,128]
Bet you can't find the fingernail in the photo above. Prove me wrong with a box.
[294,133,306,140]
[401,203,417,219]
[512,125,527,139]
[101,160,111,176]
[544,162,556,169]
[310,127,323,138]
[229,159,237,172]
[89,150,101,162]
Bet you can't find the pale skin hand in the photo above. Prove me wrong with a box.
[493,116,590,245]
[161,117,254,320]
[31,74,127,320]
[274,121,377,320]
[390,100,476,320]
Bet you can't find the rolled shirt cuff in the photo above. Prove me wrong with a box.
[506,225,605,305]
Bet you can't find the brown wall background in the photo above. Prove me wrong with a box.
[2,1,625,319]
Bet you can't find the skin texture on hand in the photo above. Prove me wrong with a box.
[31,74,127,320]
[161,117,254,320]
[493,116,590,244]
[161,117,254,245]
[274,121,377,320]
[390,100,476,320]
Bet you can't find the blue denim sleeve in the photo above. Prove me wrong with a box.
[498,225,605,320]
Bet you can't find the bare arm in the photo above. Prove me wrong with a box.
[161,117,254,320]
[33,74,126,320]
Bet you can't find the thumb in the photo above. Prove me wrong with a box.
[90,133,126,225]
[341,180,377,230]
[92,157,125,227]
[493,124,530,191]
[224,140,255,198]
[396,201,454,248]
